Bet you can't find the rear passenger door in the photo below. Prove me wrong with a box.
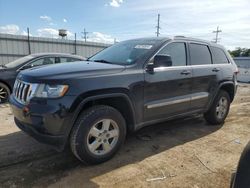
[210,46,233,81]
[189,43,221,111]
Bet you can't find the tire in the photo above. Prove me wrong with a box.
[0,83,10,104]
[204,90,231,125]
[70,105,126,164]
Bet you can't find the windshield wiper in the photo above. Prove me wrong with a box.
[93,59,114,64]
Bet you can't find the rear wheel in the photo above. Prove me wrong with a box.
[0,83,10,104]
[204,90,230,125]
[70,105,126,164]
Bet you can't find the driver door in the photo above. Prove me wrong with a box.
[143,42,192,122]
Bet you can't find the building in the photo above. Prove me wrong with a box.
[0,33,110,65]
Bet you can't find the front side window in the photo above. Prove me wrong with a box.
[211,47,229,64]
[29,57,55,67]
[157,42,186,66]
[190,43,212,65]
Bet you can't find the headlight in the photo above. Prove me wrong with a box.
[34,84,69,98]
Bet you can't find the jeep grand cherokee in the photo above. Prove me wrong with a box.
[9,37,238,164]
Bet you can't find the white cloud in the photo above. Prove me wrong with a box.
[63,18,67,23]
[21,30,27,35]
[40,15,52,22]
[37,28,74,39]
[88,32,114,43]
[67,31,74,38]
[37,28,58,38]
[0,24,19,34]
[126,0,250,49]
[109,0,123,7]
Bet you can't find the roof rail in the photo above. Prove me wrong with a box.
[174,36,211,44]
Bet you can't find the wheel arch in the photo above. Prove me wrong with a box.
[0,80,12,93]
[219,81,235,102]
[206,81,235,112]
[68,90,136,137]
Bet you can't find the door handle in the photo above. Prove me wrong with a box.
[212,68,220,72]
[181,70,191,75]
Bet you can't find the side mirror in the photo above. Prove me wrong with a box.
[154,54,172,68]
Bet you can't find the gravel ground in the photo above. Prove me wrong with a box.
[0,84,249,188]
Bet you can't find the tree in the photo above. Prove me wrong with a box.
[229,48,250,57]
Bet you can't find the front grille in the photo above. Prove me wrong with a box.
[13,80,38,104]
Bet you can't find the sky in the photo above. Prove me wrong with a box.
[0,0,250,49]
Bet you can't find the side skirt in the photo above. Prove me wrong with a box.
[134,109,205,131]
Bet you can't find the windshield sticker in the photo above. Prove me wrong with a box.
[134,45,153,49]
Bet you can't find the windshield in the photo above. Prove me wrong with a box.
[89,39,160,65]
[5,55,34,68]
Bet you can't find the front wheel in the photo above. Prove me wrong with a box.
[70,105,126,164]
[204,90,231,125]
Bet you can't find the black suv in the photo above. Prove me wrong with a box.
[9,37,238,164]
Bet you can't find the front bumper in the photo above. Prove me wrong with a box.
[14,117,65,150]
[9,94,74,150]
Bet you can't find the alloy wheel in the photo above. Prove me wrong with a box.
[0,86,8,103]
[216,96,228,119]
[87,119,119,155]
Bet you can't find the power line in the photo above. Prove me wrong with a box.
[212,26,222,43]
[156,14,160,37]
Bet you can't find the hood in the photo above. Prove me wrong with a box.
[0,67,14,78]
[18,61,126,82]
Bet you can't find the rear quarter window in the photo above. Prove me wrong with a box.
[189,43,212,65]
[211,47,229,64]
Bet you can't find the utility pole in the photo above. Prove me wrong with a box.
[74,33,77,54]
[156,14,160,37]
[213,26,222,43]
[27,27,31,54]
[82,28,89,42]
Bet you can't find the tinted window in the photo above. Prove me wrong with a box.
[158,42,186,66]
[211,47,229,64]
[55,57,60,63]
[70,58,81,62]
[29,57,55,67]
[60,57,81,63]
[190,44,212,65]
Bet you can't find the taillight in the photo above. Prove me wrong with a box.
[234,67,239,75]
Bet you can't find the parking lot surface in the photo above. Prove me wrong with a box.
[0,84,250,188]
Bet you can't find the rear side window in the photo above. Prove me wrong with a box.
[158,42,186,66]
[189,43,212,65]
[60,57,81,63]
[211,47,229,64]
